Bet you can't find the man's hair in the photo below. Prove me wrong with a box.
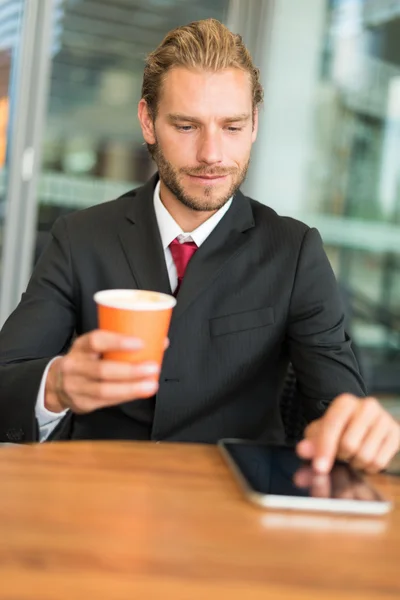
[141,18,263,120]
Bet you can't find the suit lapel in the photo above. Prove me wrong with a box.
[171,189,255,322]
[118,175,172,295]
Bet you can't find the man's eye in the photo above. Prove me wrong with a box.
[176,125,194,132]
[227,126,243,133]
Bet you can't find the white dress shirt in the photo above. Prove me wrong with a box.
[35,181,233,440]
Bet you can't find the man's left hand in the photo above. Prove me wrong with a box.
[296,394,400,474]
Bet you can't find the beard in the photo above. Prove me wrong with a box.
[152,141,250,212]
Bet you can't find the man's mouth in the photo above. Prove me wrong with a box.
[187,173,230,183]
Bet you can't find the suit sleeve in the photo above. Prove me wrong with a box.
[0,218,77,442]
[287,227,366,422]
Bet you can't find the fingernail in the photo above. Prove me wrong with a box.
[121,338,143,349]
[314,458,330,474]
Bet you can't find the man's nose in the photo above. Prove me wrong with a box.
[196,130,223,165]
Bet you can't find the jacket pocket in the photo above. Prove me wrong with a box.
[210,307,274,337]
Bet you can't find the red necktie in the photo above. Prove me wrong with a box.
[169,237,198,295]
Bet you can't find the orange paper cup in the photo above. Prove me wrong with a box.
[94,289,176,367]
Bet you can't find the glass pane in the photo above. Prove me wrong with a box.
[312,0,400,404]
[0,0,25,291]
[250,0,400,406]
[35,0,231,262]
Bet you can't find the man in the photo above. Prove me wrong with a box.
[0,19,398,474]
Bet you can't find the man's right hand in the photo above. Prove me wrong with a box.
[44,330,163,414]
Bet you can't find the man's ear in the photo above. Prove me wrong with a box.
[138,99,156,145]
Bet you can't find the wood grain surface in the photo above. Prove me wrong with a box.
[0,441,399,600]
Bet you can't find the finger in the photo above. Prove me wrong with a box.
[64,377,159,412]
[73,330,144,355]
[296,420,321,460]
[296,439,315,460]
[337,398,382,462]
[312,394,359,474]
[164,338,170,350]
[364,427,400,474]
[63,356,160,382]
[348,414,389,471]
[303,420,320,440]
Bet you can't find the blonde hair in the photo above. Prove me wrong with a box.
[141,18,263,119]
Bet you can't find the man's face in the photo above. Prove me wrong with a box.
[139,67,258,212]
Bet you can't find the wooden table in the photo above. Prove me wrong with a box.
[0,442,399,600]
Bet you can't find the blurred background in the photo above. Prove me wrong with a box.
[0,0,399,406]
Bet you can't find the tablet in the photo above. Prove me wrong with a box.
[219,439,392,515]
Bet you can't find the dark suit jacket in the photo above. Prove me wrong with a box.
[0,174,365,443]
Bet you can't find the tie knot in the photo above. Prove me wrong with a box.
[169,237,198,293]
[170,237,197,249]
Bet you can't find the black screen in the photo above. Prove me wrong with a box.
[222,442,382,501]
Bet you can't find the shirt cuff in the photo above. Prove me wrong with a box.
[35,357,68,439]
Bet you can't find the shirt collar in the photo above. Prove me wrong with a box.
[153,179,233,249]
